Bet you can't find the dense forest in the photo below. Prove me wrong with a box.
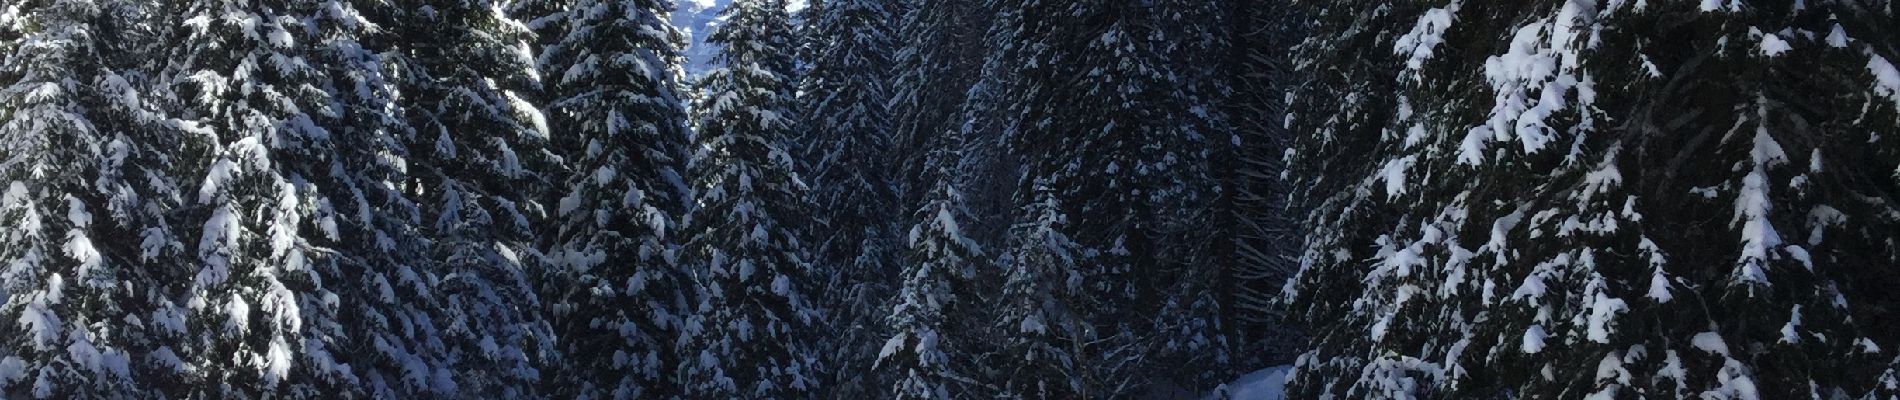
[1,0,1897,399]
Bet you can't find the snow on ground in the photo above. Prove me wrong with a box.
[1203,365,1292,400]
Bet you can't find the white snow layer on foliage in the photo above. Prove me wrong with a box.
[1393,1,1460,74]
[1466,1,1593,164]
[1869,54,1900,185]
[0,357,24,385]
[1871,54,1900,110]
[1732,100,1788,286]
[1204,365,1291,400]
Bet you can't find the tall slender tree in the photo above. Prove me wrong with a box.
[888,0,999,245]
[992,179,1084,399]
[0,4,18,84]
[384,1,557,396]
[676,0,825,397]
[0,0,186,397]
[988,0,1232,394]
[302,0,463,396]
[875,124,981,400]
[164,0,372,395]
[527,0,696,397]
[793,0,903,394]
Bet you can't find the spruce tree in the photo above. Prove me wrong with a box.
[875,125,981,400]
[888,0,999,243]
[1285,1,1900,398]
[0,0,182,397]
[894,1,1017,391]
[383,1,557,396]
[164,0,372,395]
[528,0,695,397]
[992,179,1084,399]
[0,5,17,85]
[793,0,902,394]
[677,0,825,396]
[1145,1,1247,388]
[299,0,457,396]
[989,0,1231,394]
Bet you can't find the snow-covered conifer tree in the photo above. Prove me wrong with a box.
[875,123,981,400]
[1284,1,1900,398]
[793,0,904,394]
[676,0,826,396]
[988,0,1232,394]
[296,0,461,396]
[163,0,372,395]
[889,0,997,243]
[992,179,1084,399]
[0,1,184,397]
[382,1,558,396]
[0,5,17,83]
[526,0,696,397]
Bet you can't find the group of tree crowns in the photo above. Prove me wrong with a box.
[0,0,1296,398]
[1285,0,1900,399]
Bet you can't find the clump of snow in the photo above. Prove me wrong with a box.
[1583,276,1627,343]
[876,332,907,365]
[0,356,25,384]
[1732,101,1788,286]
[1778,305,1803,344]
[1754,29,1791,57]
[1706,360,1761,400]
[1393,2,1461,75]
[1692,331,1729,355]
[1522,324,1549,353]
[1869,54,1900,109]
[1379,156,1417,200]
[1204,365,1292,400]
[1468,6,1595,163]
[505,90,549,139]
[1700,0,1740,12]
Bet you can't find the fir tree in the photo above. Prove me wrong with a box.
[299,0,454,396]
[0,0,182,397]
[0,5,17,85]
[527,0,696,397]
[164,0,369,395]
[989,0,1231,394]
[383,1,557,396]
[992,179,1084,399]
[1284,1,1900,398]
[677,0,825,397]
[793,0,903,394]
[888,0,998,244]
[875,124,981,400]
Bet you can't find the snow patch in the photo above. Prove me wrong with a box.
[1755,31,1791,57]
[1379,156,1417,200]
[1522,325,1548,353]
[1394,2,1461,75]
[0,356,25,384]
[1869,54,1900,110]
[1692,331,1729,355]
[1204,365,1291,400]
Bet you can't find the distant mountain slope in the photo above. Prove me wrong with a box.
[673,0,805,76]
